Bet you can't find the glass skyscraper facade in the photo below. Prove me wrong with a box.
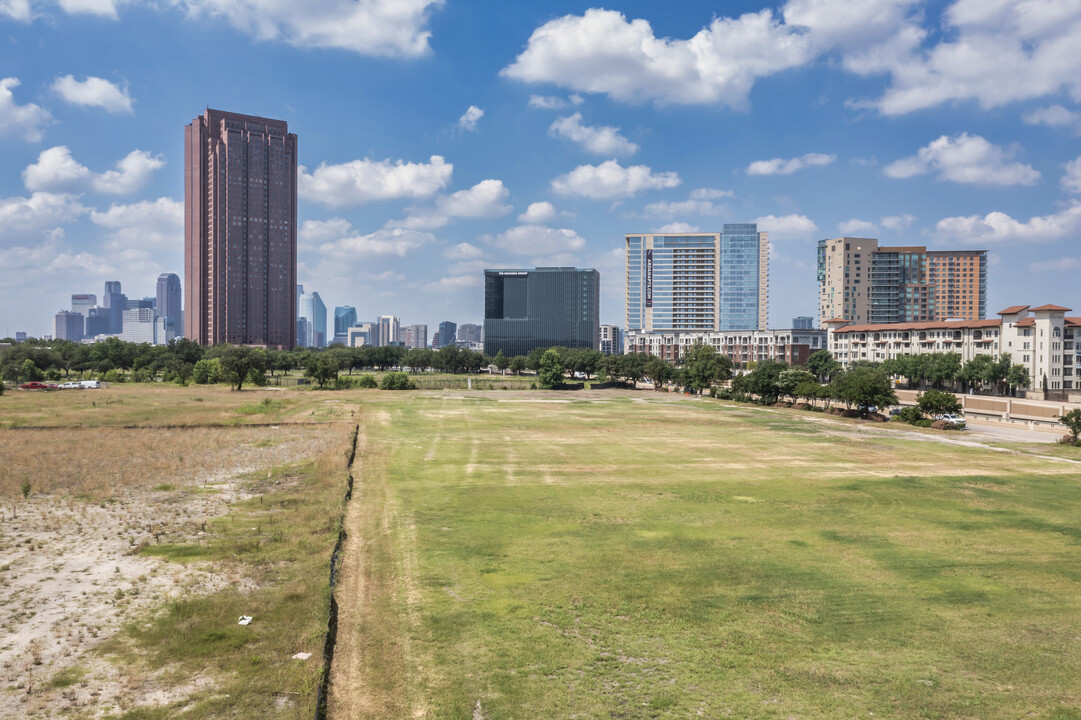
[625,226,768,333]
[484,267,600,357]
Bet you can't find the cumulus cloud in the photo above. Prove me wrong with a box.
[548,113,638,156]
[935,201,1081,244]
[0,191,86,235]
[1028,257,1081,272]
[884,133,1040,186]
[23,146,164,195]
[656,222,700,233]
[425,274,482,291]
[518,201,557,224]
[527,94,582,110]
[176,0,444,58]
[58,0,133,18]
[0,0,32,21]
[880,213,916,231]
[51,75,133,113]
[315,226,435,257]
[485,225,586,255]
[435,179,511,217]
[299,217,354,248]
[689,188,734,200]
[551,159,680,199]
[298,155,452,207]
[1062,156,1081,195]
[837,218,878,235]
[753,213,819,239]
[642,199,724,218]
[856,1,1081,115]
[444,242,484,260]
[0,78,52,142]
[502,8,814,108]
[90,197,183,249]
[1023,105,1081,132]
[458,105,483,131]
[747,152,835,176]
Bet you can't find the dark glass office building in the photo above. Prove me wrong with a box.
[484,267,600,357]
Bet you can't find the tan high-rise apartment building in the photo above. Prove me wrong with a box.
[184,109,297,348]
[817,238,986,325]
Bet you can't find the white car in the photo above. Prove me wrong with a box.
[59,381,81,389]
[938,413,966,429]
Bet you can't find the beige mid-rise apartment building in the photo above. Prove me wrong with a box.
[817,238,986,326]
[185,109,298,349]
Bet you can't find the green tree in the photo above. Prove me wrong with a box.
[743,359,788,404]
[680,342,724,394]
[830,366,898,414]
[794,379,822,407]
[493,350,509,375]
[213,345,266,390]
[778,368,816,402]
[305,353,339,388]
[806,350,842,383]
[380,371,415,390]
[192,358,220,384]
[644,356,676,390]
[917,389,963,417]
[537,349,565,389]
[1006,364,1029,396]
[1058,408,1081,443]
[509,355,527,375]
[930,353,962,390]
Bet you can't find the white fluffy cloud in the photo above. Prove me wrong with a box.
[642,199,724,218]
[1062,157,1081,195]
[298,155,452,207]
[656,222,700,233]
[548,113,638,156]
[837,218,878,235]
[517,201,556,224]
[444,242,484,260]
[502,8,814,108]
[1028,257,1081,272]
[0,0,32,21]
[0,191,86,235]
[527,94,582,110]
[1023,105,1081,132]
[23,146,164,195]
[0,78,52,142]
[299,218,354,248]
[880,213,916,231]
[90,197,183,249]
[858,1,1081,115]
[753,213,819,239]
[486,225,586,255]
[425,274,482,291]
[58,0,132,18]
[51,75,133,113]
[458,105,483,131]
[747,153,835,176]
[884,133,1040,186]
[689,188,734,200]
[551,159,680,199]
[177,0,444,58]
[935,201,1081,244]
[315,225,435,257]
[436,179,511,217]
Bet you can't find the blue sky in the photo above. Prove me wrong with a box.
[2,0,1080,339]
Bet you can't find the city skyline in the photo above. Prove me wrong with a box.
[2,2,1080,338]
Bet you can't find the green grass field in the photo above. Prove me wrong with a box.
[333,392,1081,719]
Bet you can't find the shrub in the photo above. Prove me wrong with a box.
[380,372,415,390]
[356,374,378,389]
[914,418,934,428]
[892,406,925,425]
[103,369,126,384]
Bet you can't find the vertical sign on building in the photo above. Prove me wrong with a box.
[645,249,653,308]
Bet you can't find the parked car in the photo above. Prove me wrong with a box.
[19,381,48,390]
[888,407,903,417]
[937,413,966,429]
[59,381,81,389]
[80,380,101,389]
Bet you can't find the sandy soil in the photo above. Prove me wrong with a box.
[0,427,336,718]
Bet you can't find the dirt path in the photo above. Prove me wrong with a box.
[328,411,420,719]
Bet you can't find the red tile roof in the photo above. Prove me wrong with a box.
[833,318,1001,334]
[1030,304,1073,312]
[996,305,1029,315]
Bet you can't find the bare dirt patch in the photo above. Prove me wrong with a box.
[0,425,337,719]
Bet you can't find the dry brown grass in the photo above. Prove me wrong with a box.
[0,424,342,500]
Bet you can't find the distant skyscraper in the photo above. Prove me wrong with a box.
[437,321,457,348]
[484,267,600,357]
[402,323,428,349]
[377,315,400,347]
[185,108,298,348]
[299,291,327,347]
[86,307,111,337]
[816,238,987,324]
[457,323,482,343]
[71,294,95,335]
[333,306,357,344]
[625,226,768,333]
[156,273,182,336]
[102,281,127,334]
[599,324,622,355]
[54,311,84,342]
[792,316,814,329]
